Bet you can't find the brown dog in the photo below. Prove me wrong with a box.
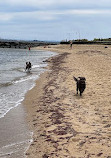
[73,76,86,96]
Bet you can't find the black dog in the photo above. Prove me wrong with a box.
[73,76,86,96]
[25,62,32,72]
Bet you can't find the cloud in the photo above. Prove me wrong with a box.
[1,0,111,10]
[0,13,13,21]
[0,11,58,24]
[0,0,54,8]
[0,9,111,23]
[66,9,111,15]
[0,0,111,40]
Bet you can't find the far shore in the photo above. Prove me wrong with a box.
[24,44,111,158]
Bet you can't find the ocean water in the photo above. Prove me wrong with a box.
[0,48,56,157]
[0,48,56,118]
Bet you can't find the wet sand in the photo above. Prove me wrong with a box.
[24,44,111,158]
[0,104,32,158]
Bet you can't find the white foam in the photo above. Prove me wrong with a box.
[0,138,33,157]
[0,107,13,118]
[0,74,40,119]
[32,63,47,69]
[24,132,33,157]
[13,75,38,84]
[32,65,40,68]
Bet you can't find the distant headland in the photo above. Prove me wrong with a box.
[60,38,111,45]
[0,39,59,49]
[1,38,111,49]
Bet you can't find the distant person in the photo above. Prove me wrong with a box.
[70,41,72,49]
[29,47,30,51]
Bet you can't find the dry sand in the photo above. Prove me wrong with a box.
[24,44,111,158]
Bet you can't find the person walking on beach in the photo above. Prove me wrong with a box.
[70,40,72,49]
[29,47,31,51]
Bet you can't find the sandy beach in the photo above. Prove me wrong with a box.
[24,44,111,158]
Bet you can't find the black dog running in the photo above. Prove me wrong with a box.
[73,76,86,96]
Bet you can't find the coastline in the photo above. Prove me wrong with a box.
[24,44,111,158]
[0,102,32,158]
[0,48,57,157]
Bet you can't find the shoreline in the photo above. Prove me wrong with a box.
[24,44,111,158]
[0,48,57,157]
[0,103,32,158]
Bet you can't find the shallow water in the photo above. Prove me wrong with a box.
[0,104,33,158]
[0,48,56,157]
[0,48,56,118]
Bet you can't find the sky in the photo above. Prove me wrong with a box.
[0,0,111,41]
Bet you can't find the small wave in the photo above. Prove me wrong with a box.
[40,63,47,67]
[32,65,40,68]
[0,82,13,88]
[13,75,38,84]
[11,64,47,73]
[0,107,14,118]
[0,137,32,150]
[32,63,47,69]
[0,138,33,158]
[12,67,26,73]
[0,84,35,119]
